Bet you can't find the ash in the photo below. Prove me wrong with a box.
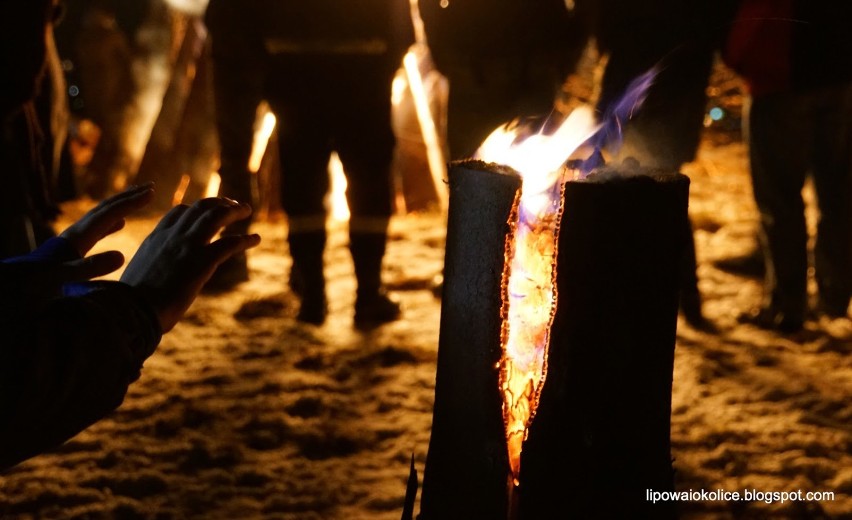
[582,158,678,183]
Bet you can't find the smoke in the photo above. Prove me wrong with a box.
[578,65,659,175]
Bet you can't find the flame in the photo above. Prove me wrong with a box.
[403,47,449,211]
[476,108,598,485]
[581,65,659,174]
[248,107,277,174]
[328,152,351,222]
[205,172,221,198]
[473,67,657,486]
[172,174,191,205]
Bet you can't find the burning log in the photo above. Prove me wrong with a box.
[419,160,520,520]
[518,165,687,519]
[419,160,688,519]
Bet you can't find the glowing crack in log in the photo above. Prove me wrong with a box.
[475,108,598,486]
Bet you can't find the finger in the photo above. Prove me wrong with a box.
[62,186,154,254]
[87,183,155,219]
[187,203,253,243]
[108,182,156,203]
[96,184,155,217]
[105,218,126,237]
[206,233,261,266]
[153,204,190,232]
[85,183,153,212]
[173,197,242,233]
[55,251,125,283]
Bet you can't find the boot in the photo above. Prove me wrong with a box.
[289,230,327,324]
[350,232,401,328]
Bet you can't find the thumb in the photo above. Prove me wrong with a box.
[207,234,262,267]
[56,251,126,283]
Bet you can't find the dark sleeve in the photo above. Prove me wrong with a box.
[0,280,162,470]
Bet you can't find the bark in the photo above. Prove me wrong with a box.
[517,169,688,519]
[418,160,520,520]
[419,164,687,519]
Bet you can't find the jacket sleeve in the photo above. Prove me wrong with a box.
[0,270,162,470]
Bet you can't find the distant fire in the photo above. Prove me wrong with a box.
[476,108,598,485]
[248,105,277,174]
[243,103,350,221]
[205,172,221,199]
[327,152,350,222]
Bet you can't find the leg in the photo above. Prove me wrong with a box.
[336,61,401,326]
[272,95,333,324]
[810,84,852,317]
[203,7,266,291]
[745,91,810,330]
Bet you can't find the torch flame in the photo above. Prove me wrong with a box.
[476,108,598,485]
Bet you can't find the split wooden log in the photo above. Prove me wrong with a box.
[419,162,687,520]
[517,167,688,519]
[418,160,519,520]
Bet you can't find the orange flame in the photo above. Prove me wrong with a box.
[248,107,277,174]
[476,107,599,486]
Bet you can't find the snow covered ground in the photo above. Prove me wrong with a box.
[1,132,850,519]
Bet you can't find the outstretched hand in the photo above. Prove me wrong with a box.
[29,184,157,287]
[61,183,155,256]
[120,197,261,332]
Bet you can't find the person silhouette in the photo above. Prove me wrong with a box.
[205,0,414,327]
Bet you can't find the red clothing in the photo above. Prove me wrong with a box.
[724,0,852,96]
[723,0,793,96]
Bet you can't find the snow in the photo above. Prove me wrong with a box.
[1,121,850,520]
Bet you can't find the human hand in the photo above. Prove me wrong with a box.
[61,183,155,255]
[58,183,155,277]
[12,184,154,286]
[119,197,261,332]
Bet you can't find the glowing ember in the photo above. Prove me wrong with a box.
[476,108,598,485]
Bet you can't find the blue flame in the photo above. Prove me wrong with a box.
[577,65,660,177]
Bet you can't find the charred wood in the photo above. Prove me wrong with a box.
[418,161,520,520]
[517,169,688,519]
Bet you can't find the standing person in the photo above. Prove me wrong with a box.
[205,0,413,327]
[416,0,591,301]
[725,0,852,332]
[418,0,592,160]
[592,0,738,330]
[0,0,66,257]
[0,0,262,470]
